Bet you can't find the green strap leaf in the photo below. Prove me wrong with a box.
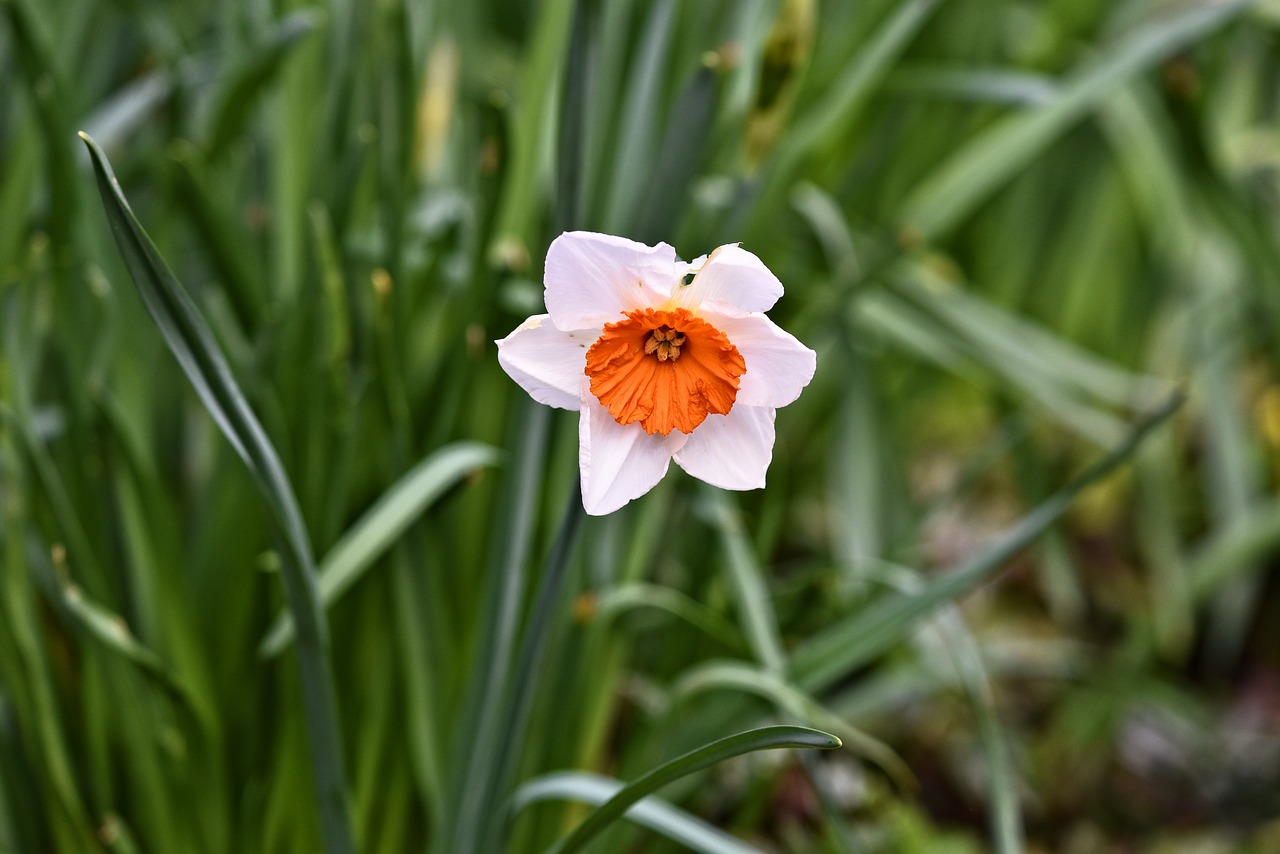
[544,725,841,854]
[205,10,321,158]
[78,132,312,573]
[670,660,914,793]
[514,771,763,854]
[57,578,196,715]
[791,392,1184,692]
[899,0,1257,240]
[259,441,500,657]
[79,132,356,854]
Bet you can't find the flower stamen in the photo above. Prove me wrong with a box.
[644,325,686,361]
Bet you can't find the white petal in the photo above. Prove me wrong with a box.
[496,315,594,410]
[705,312,816,409]
[674,405,776,490]
[670,244,783,317]
[544,231,682,331]
[579,379,687,515]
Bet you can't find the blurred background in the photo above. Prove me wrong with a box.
[2,0,1279,851]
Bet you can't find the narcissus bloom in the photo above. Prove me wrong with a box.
[497,231,816,515]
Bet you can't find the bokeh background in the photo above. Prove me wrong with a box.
[3,0,1280,851]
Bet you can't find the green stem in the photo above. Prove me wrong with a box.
[485,480,586,849]
[275,540,357,854]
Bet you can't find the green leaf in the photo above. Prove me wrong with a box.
[81,71,173,151]
[79,133,305,557]
[670,660,913,792]
[78,132,356,854]
[703,491,786,674]
[866,564,1023,853]
[492,0,576,250]
[434,403,551,854]
[749,0,940,232]
[595,583,747,653]
[205,10,322,158]
[1187,498,1280,603]
[899,0,1258,240]
[632,63,719,244]
[596,0,676,233]
[886,65,1059,106]
[259,441,500,657]
[56,578,196,715]
[544,725,841,854]
[4,0,78,249]
[791,393,1184,692]
[513,772,762,854]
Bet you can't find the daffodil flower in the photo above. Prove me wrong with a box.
[497,231,817,516]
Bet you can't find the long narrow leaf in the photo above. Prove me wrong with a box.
[545,725,841,854]
[899,0,1257,239]
[671,660,913,791]
[791,393,1183,691]
[513,772,762,854]
[57,579,197,716]
[704,491,786,673]
[260,441,500,657]
[79,132,356,854]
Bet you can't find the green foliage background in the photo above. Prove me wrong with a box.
[2,0,1279,851]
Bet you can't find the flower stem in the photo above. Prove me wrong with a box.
[486,479,586,849]
[275,544,357,854]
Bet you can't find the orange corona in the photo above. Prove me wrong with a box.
[585,308,746,436]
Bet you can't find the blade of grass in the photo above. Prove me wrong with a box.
[670,660,913,792]
[792,392,1184,692]
[0,748,15,854]
[436,402,550,854]
[939,607,1021,854]
[1121,497,1280,665]
[829,341,884,577]
[1191,260,1264,666]
[167,141,272,334]
[78,132,355,854]
[0,125,39,276]
[788,0,938,154]
[1136,417,1194,656]
[55,577,197,715]
[870,563,1023,854]
[886,65,1060,107]
[595,582,747,653]
[0,454,96,852]
[748,0,939,233]
[440,0,588,850]
[259,441,500,657]
[899,0,1257,240]
[703,490,786,674]
[80,70,172,151]
[5,0,78,254]
[1186,498,1280,603]
[631,61,718,244]
[204,10,320,158]
[491,0,575,252]
[482,478,585,851]
[513,771,762,854]
[597,0,675,233]
[465,4,594,848]
[544,725,841,854]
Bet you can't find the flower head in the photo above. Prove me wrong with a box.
[497,231,816,515]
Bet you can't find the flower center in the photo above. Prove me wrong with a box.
[585,308,745,436]
[644,325,685,361]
